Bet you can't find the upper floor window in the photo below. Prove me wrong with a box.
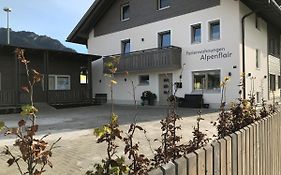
[270,74,276,91]
[121,4,130,21]
[255,15,261,30]
[209,20,220,41]
[159,31,171,48]
[191,23,201,44]
[121,39,130,54]
[158,0,170,10]
[256,49,260,69]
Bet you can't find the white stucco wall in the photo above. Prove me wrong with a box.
[88,0,275,108]
[239,3,269,103]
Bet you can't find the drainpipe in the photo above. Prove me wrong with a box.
[242,11,255,99]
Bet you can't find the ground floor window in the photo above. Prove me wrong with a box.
[256,92,261,104]
[139,75,149,85]
[278,75,281,89]
[80,67,88,84]
[48,75,71,90]
[0,72,1,91]
[269,74,276,91]
[193,70,220,92]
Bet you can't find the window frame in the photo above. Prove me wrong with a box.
[138,75,150,86]
[191,23,202,44]
[209,20,220,41]
[121,3,130,21]
[158,30,171,48]
[157,0,170,10]
[192,70,221,93]
[270,74,276,91]
[48,74,71,91]
[256,49,260,69]
[278,75,281,89]
[0,72,2,91]
[121,39,131,54]
[80,67,88,85]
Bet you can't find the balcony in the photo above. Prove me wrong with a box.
[103,46,182,74]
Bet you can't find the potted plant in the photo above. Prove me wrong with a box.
[141,91,157,106]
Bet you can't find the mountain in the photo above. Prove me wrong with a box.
[0,28,75,52]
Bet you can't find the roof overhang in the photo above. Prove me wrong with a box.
[242,0,281,31]
[66,0,115,45]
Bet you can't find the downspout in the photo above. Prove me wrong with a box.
[242,11,255,99]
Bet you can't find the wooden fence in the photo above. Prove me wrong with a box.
[150,112,281,175]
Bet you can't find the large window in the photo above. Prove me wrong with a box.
[270,74,276,91]
[139,75,149,85]
[121,39,130,54]
[193,70,220,92]
[159,31,171,48]
[209,20,220,41]
[121,4,130,21]
[191,23,201,44]
[48,75,71,90]
[158,0,170,9]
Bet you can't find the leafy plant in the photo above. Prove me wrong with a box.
[2,48,61,175]
[185,116,210,154]
[123,123,150,175]
[151,74,186,168]
[86,114,129,175]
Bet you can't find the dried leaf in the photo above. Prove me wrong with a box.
[21,86,29,93]
[18,119,26,127]
[7,158,15,167]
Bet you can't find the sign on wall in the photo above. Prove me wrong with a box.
[186,47,232,61]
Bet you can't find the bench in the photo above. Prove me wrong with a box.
[94,93,107,105]
[178,94,209,108]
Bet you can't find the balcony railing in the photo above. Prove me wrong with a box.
[103,46,182,73]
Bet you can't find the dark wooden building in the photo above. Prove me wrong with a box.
[0,44,100,107]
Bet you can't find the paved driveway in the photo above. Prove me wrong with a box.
[0,104,219,175]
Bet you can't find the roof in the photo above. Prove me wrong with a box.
[242,0,281,31]
[67,0,281,45]
[0,44,101,61]
[67,0,115,45]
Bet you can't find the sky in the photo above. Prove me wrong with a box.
[0,0,94,53]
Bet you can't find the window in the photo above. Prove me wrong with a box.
[121,4,130,21]
[256,92,261,104]
[48,75,71,90]
[139,75,149,85]
[278,75,281,89]
[209,20,220,41]
[158,0,170,9]
[255,15,261,30]
[80,68,88,84]
[121,39,130,54]
[256,49,260,69]
[193,70,220,91]
[0,72,1,91]
[270,74,276,91]
[159,31,171,48]
[191,24,201,44]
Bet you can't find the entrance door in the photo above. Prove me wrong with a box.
[159,73,173,105]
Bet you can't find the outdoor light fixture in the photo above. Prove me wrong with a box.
[3,7,12,45]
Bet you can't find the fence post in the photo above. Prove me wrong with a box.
[219,139,227,175]
[240,128,246,175]
[236,131,243,175]
[230,133,238,175]
[212,141,221,175]
[160,161,176,175]
[225,136,232,175]
[186,152,197,175]
[244,127,250,175]
[195,148,206,175]
[203,145,213,175]
[174,156,187,175]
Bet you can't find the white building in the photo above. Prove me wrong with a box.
[68,0,281,108]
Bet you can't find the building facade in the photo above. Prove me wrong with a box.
[68,0,281,108]
[0,44,100,107]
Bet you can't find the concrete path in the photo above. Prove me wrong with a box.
[0,104,219,175]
